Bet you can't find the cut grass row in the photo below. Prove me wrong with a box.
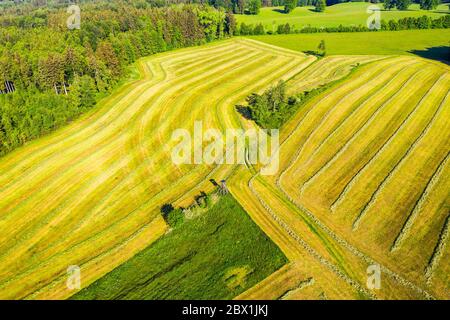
[274,56,449,298]
[0,39,314,299]
[1,36,448,300]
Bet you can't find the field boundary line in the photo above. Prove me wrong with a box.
[288,60,418,184]
[298,65,426,196]
[277,59,417,190]
[248,174,376,299]
[294,61,421,184]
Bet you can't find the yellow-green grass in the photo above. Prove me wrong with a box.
[229,165,426,299]
[285,55,387,95]
[1,35,449,300]
[0,39,314,299]
[235,262,357,300]
[276,57,450,299]
[236,3,449,29]
[247,29,450,59]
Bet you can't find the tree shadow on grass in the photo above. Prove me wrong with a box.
[409,46,450,65]
[236,105,253,120]
[272,8,287,14]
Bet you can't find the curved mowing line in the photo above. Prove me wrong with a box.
[332,73,448,212]
[129,52,274,185]
[277,58,412,188]
[0,61,158,181]
[0,47,251,204]
[25,218,166,300]
[298,66,429,197]
[248,174,376,299]
[276,174,435,299]
[391,149,450,253]
[0,43,249,190]
[0,45,260,272]
[352,74,448,230]
[0,40,312,298]
[273,62,436,299]
[0,62,164,192]
[255,172,364,285]
[177,53,313,202]
[0,48,256,215]
[291,61,421,184]
[287,60,419,185]
[0,51,274,265]
[88,55,303,213]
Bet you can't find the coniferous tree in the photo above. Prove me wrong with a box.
[284,0,297,13]
[396,0,411,10]
[420,0,440,10]
[318,40,326,55]
[248,0,261,15]
[384,0,396,10]
[315,0,326,12]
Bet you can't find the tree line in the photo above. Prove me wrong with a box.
[237,14,449,35]
[0,2,233,156]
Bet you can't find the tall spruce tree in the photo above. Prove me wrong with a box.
[420,0,440,10]
[284,0,297,13]
[315,0,326,12]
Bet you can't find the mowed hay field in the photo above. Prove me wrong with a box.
[72,194,287,300]
[231,55,450,299]
[236,3,449,29]
[0,36,449,300]
[0,39,314,299]
[279,56,450,296]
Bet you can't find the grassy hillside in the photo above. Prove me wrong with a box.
[0,39,314,300]
[231,55,450,299]
[72,194,287,300]
[279,56,450,298]
[247,29,450,59]
[236,3,449,29]
[0,36,448,300]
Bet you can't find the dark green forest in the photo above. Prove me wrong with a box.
[0,1,234,155]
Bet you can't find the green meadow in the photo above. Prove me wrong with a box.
[72,194,287,300]
[247,29,450,58]
[236,3,449,29]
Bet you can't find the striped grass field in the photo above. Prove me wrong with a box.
[229,54,449,300]
[269,56,450,299]
[0,37,448,300]
[0,39,315,299]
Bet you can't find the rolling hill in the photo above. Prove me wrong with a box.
[0,37,448,300]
